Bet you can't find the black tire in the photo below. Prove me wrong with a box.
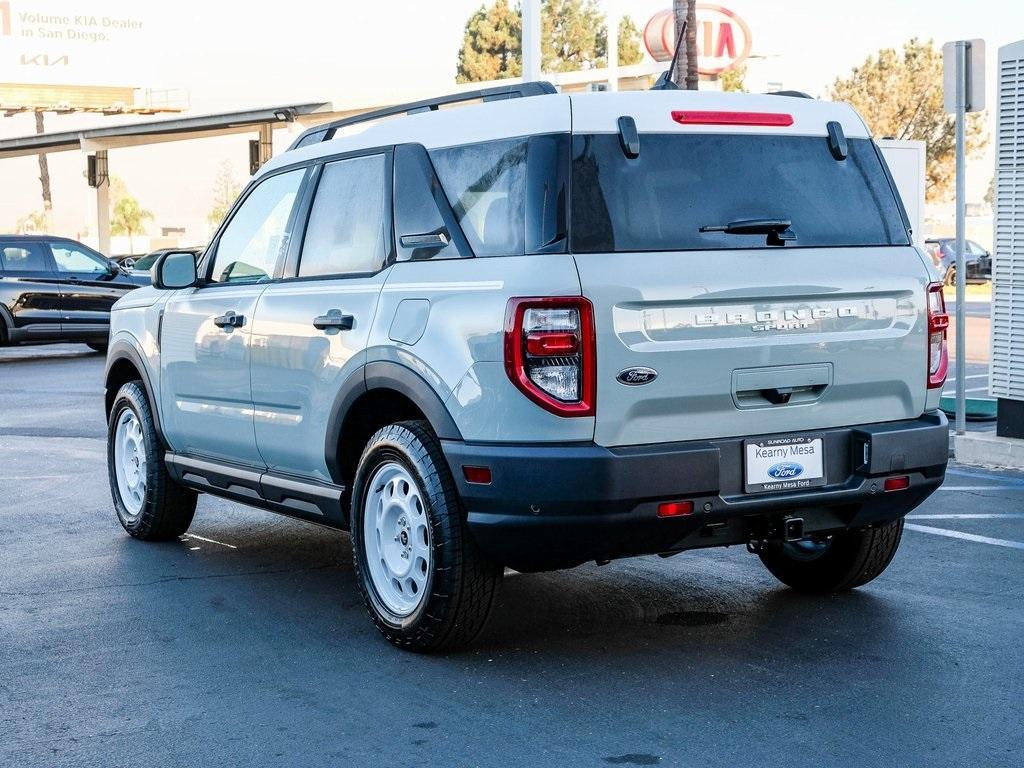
[87,342,108,353]
[107,380,197,541]
[758,519,904,593]
[351,420,502,652]
[943,266,956,287]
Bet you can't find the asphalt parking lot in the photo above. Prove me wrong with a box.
[2,345,1022,767]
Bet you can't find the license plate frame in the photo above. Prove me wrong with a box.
[744,435,826,494]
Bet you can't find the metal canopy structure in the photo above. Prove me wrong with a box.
[0,102,333,254]
[0,102,333,159]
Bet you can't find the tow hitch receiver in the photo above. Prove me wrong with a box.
[783,517,805,542]
[746,517,806,553]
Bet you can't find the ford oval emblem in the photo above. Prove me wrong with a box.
[616,366,658,386]
[767,462,804,480]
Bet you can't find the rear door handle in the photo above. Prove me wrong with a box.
[313,310,354,331]
[213,311,245,329]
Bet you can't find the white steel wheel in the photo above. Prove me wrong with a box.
[362,461,432,617]
[113,408,147,517]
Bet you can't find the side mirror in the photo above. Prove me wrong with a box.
[153,251,199,290]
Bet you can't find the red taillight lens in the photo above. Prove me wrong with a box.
[884,475,910,492]
[926,282,949,389]
[504,297,596,417]
[657,500,695,518]
[526,331,579,356]
[671,110,794,127]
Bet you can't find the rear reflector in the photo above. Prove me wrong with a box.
[657,500,695,517]
[462,466,492,485]
[884,476,910,492]
[671,110,794,127]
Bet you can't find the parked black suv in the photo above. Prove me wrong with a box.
[0,235,145,351]
[924,238,992,285]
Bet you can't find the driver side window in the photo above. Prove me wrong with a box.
[52,243,108,273]
[210,169,305,283]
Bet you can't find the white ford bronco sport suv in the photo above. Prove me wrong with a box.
[104,82,950,651]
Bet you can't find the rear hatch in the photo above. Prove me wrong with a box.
[569,92,932,447]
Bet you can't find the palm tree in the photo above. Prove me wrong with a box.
[671,0,699,90]
[110,183,154,254]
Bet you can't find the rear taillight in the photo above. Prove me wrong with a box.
[504,297,596,417]
[926,282,949,389]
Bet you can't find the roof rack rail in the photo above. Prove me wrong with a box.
[287,80,558,151]
[765,90,814,99]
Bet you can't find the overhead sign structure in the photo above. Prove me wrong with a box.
[0,0,173,112]
[643,4,752,75]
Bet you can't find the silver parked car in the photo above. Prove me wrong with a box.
[102,83,950,651]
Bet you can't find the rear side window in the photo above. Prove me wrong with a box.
[430,134,568,257]
[299,155,388,277]
[430,139,527,257]
[572,134,909,252]
[1,244,50,272]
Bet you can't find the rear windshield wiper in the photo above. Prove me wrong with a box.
[699,218,796,246]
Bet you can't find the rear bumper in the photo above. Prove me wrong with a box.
[442,411,949,571]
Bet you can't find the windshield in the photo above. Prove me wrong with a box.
[571,133,909,252]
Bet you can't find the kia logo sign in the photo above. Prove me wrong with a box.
[767,463,804,480]
[643,4,753,75]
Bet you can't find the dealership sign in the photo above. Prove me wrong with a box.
[0,0,158,88]
[643,4,752,75]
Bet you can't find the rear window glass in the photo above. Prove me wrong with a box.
[571,134,909,252]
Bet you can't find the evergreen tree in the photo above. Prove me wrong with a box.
[457,1,644,83]
[831,38,987,202]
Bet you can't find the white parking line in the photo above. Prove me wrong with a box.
[182,533,237,549]
[905,524,1024,551]
[909,513,1024,519]
[947,467,1024,484]
[937,486,1024,491]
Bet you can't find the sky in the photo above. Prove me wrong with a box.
[0,0,1021,248]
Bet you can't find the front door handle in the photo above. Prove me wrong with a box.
[213,311,245,329]
[313,309,354,331]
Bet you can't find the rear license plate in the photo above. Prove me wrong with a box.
[744,436,825,493]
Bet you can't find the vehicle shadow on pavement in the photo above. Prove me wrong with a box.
[104,510,905,662]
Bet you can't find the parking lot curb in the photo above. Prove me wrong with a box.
[954,431,1024,471]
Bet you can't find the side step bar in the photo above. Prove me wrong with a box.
[165,452,347,528]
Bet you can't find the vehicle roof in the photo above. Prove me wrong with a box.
[259,90,871,179]
[0,234,85,243]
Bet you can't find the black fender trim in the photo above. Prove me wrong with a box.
[323,360,462,484]
[364,361,462,440]
[105,339,166,446]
